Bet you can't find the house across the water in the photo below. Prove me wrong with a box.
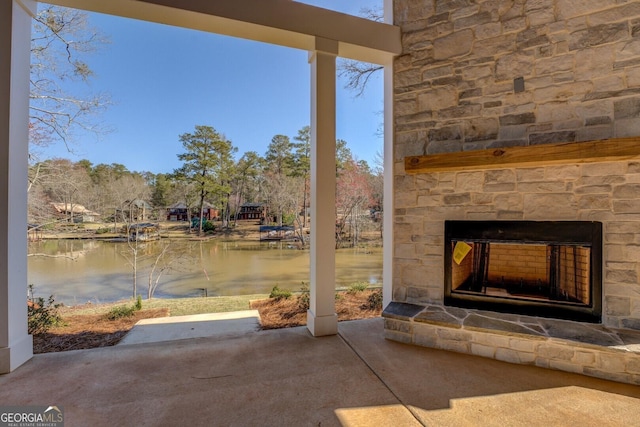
[237,203,267,221]
[118,199,152,222]
[50,203,100,223]
[166,202,218,221]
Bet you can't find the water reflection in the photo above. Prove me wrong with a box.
[28,239,383,305]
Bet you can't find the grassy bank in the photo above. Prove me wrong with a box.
[61,294,270,317]
[60,284,383,318]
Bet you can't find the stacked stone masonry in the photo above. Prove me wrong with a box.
[394,0,640,161]
[394,160,640,329]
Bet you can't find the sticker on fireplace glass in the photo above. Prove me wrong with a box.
[453,241,472,265]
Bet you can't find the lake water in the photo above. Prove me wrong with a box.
[27,239,383,305]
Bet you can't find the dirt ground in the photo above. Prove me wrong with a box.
[33,290,382,354]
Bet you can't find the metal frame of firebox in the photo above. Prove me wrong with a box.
[444,220,603,323]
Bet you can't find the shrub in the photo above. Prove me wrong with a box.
[347,281,369,294]
[297,282,310,310]
[95,227,110,234]
[27,284,62,335]
[106,304,136,320]
[106,297,142,321]
[364,289,383,310]
[269,285,291,300]
[281,213,296,225]
[191,219,215,232]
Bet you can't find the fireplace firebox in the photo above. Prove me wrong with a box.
[444,221,602,323]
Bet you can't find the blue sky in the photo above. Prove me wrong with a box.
[38,0,383,174]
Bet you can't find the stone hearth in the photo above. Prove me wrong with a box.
[383,302,640,385]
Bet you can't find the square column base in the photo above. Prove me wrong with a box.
[306,311,338,337]
[0,334,33,374]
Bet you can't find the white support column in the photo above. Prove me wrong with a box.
[382,0,394,308]
[0,0,36,373]
[307,37,338,336]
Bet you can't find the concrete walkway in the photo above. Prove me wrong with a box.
[118,310,261,345]
[1,318,639,426]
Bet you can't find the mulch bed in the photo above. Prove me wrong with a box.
[33,308,169,354]
[250,289,382,329]
[32,290,382,353]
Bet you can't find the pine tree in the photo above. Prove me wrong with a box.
[175,125,237,235]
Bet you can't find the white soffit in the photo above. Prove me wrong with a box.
[47,0,401,64]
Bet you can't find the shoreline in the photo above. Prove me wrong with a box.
[32,220,384,246]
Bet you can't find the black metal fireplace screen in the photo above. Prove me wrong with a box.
[444,221,602,323]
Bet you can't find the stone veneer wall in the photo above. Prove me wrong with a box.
[392,1,640,330]
[394,161,640,329]
[393,0,640,154]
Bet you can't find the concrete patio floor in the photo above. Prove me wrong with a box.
[1,317,639,426]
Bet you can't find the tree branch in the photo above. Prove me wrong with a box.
[337,60,383,97]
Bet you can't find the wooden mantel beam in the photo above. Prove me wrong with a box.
[404,137,640,174]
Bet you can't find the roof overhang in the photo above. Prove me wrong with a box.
[46,0,401,64]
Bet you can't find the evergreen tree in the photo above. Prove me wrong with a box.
[231,151,264,224]
[174,125,237,234]
[265,134,294,177]
[292,126,311,226]
[151,173,171,210]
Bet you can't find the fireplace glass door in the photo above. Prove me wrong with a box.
[445,221,602,322]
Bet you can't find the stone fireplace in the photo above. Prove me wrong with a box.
[386,0,640,385]
[390,142,640,331]
[444,220,602,323]
[384,142,640,385]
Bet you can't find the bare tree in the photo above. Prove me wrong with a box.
[358,6,384,22]
[338,61,384,97]
[336,160,374,248]
[146,240,192,299]
[147,241,172,299]
[30,5,111,151]
[37,159,92,223]
[263,134,300,226]
[111,174,151,223]
[115,176,153,299]
[264,173,302,227]
[370,149,385,238]
[336,6,383,97]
